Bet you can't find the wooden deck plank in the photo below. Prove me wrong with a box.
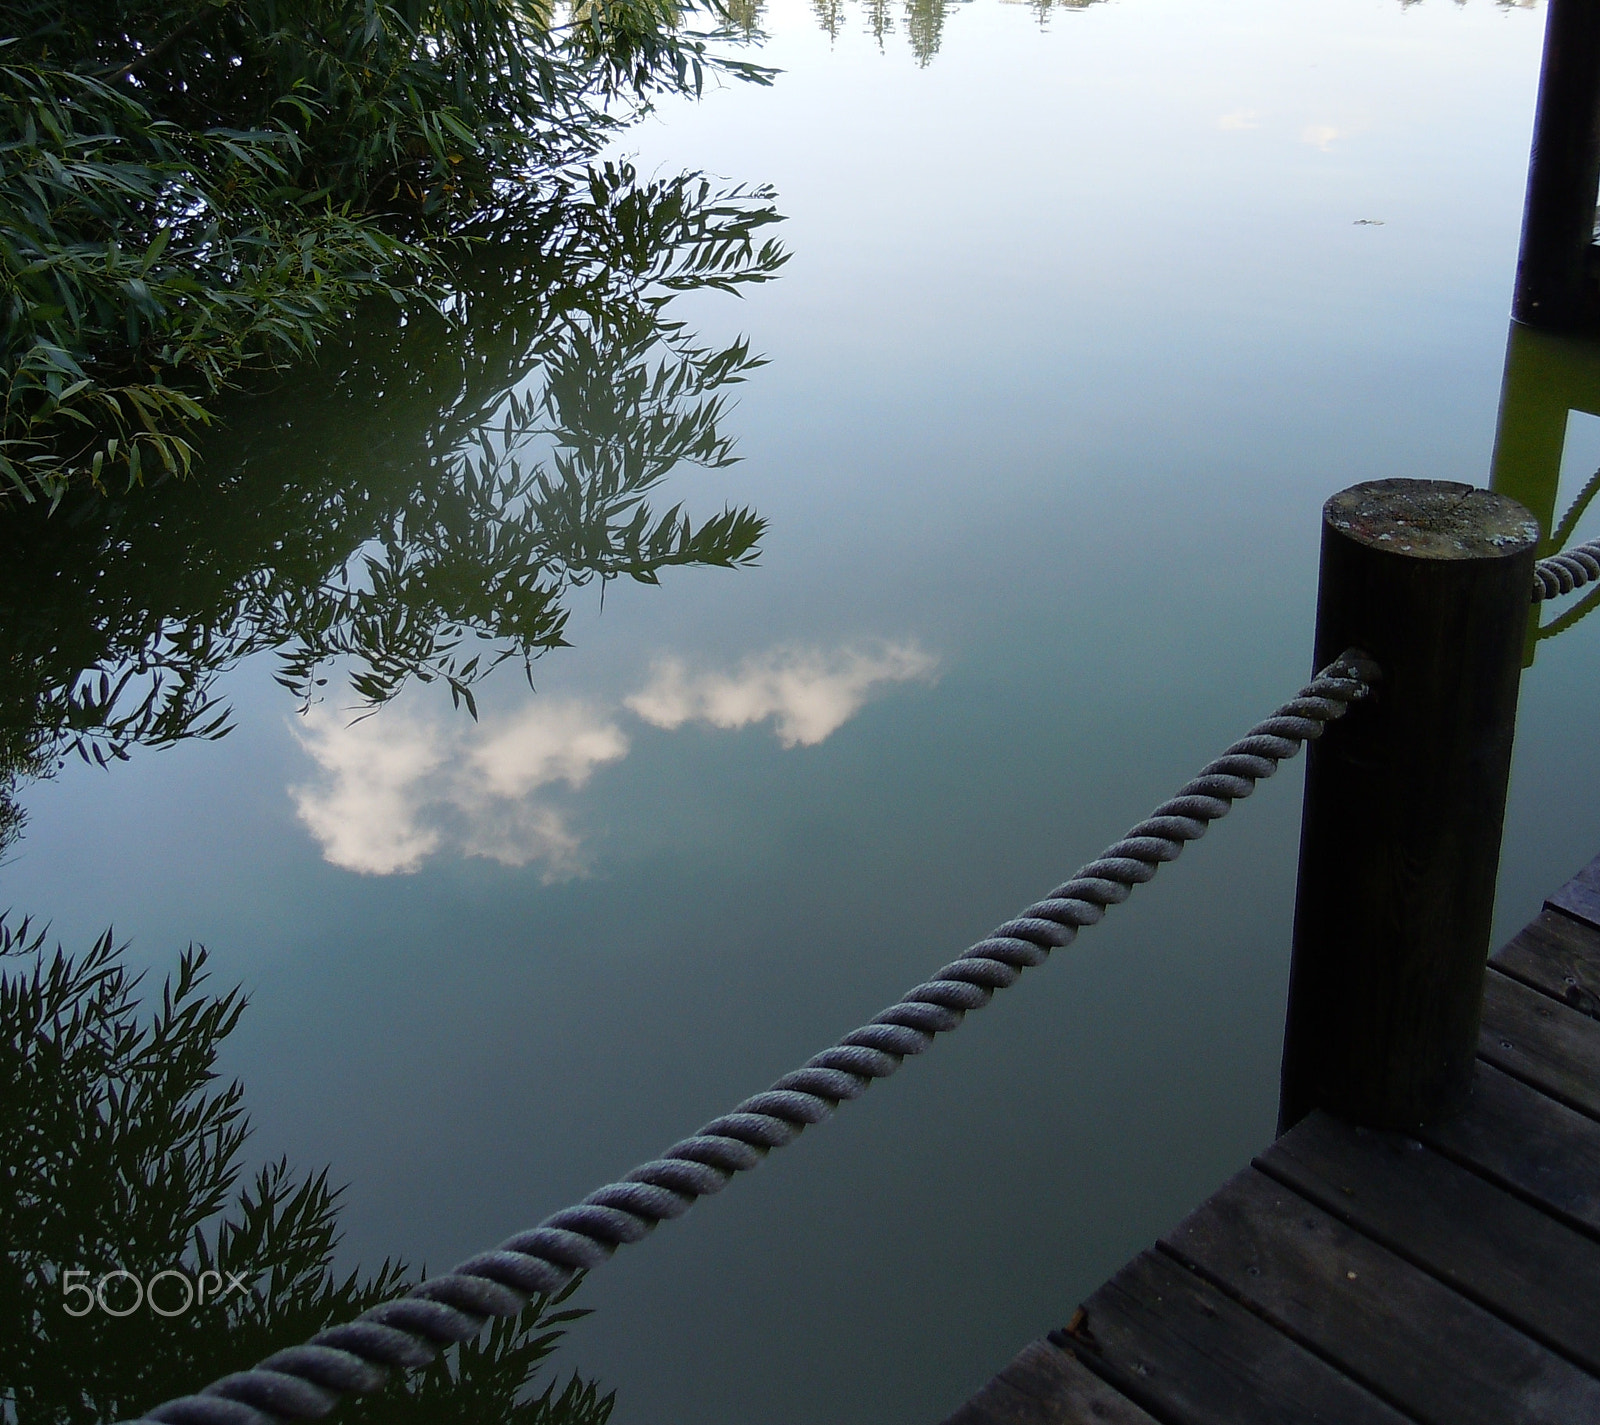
[1491,907,1600,1019]
[1065,1249,1410,1425]
[1546,851,1600,931]
[1478,967,1600,1119]
[1160,1167,1600,1424]
[944,862,1600,1425]
[938,1340,1157,1425]
[1257,1110,1600,1374]
[1420,1061,1600,1240]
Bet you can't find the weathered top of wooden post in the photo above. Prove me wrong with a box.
[1324,479,1539,561]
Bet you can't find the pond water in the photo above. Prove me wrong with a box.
[8,0,1600,1421]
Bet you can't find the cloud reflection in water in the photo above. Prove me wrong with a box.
[291,699,627,878]
[290,641,936,877]
[626,641,938,747]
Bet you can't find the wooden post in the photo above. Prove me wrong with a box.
[1513,0,1600,330]
[1278,480,1539,1134]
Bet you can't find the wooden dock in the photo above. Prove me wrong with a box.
[943,854,1600,1425]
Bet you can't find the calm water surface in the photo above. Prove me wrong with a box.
[9,0,1600,1420]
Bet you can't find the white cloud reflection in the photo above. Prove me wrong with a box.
[290,700,626,878]
[626,641,938,747]
[290,640,937,876]
[290,711,448,876]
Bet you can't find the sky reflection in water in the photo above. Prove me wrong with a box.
[291,641,936,877]
[8,1,1600,1423]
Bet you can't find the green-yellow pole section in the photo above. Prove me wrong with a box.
[1487,321,1600,663]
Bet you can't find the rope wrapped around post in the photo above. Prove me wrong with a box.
[1533,538,1600,600]
[115,650,1379,1425]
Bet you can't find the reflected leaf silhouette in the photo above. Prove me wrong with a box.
[0,917,612,1424]
[0,163,786,852]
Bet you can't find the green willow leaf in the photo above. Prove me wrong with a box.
[1,0,772,501]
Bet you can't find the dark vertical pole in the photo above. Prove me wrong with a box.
[1514,0,1600,330]
[1279,480,1538,1134]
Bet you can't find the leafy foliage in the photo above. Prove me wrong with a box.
[1,0,771,501]
[0,916,612,1424]
[0,159,784,853]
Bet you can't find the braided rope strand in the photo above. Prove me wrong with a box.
[116,651,1378,1425]
[1533,538,1600,601]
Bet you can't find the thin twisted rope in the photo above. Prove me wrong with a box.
[116,651,1378,1425]
[1533,538,1600,601]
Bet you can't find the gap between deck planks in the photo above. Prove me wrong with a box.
[940,853,1600,1425]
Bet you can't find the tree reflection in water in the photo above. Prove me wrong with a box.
[0,916,611,1424]
[808,0,1102,66]
[0,160,785,1417]
[0,162,786,856]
